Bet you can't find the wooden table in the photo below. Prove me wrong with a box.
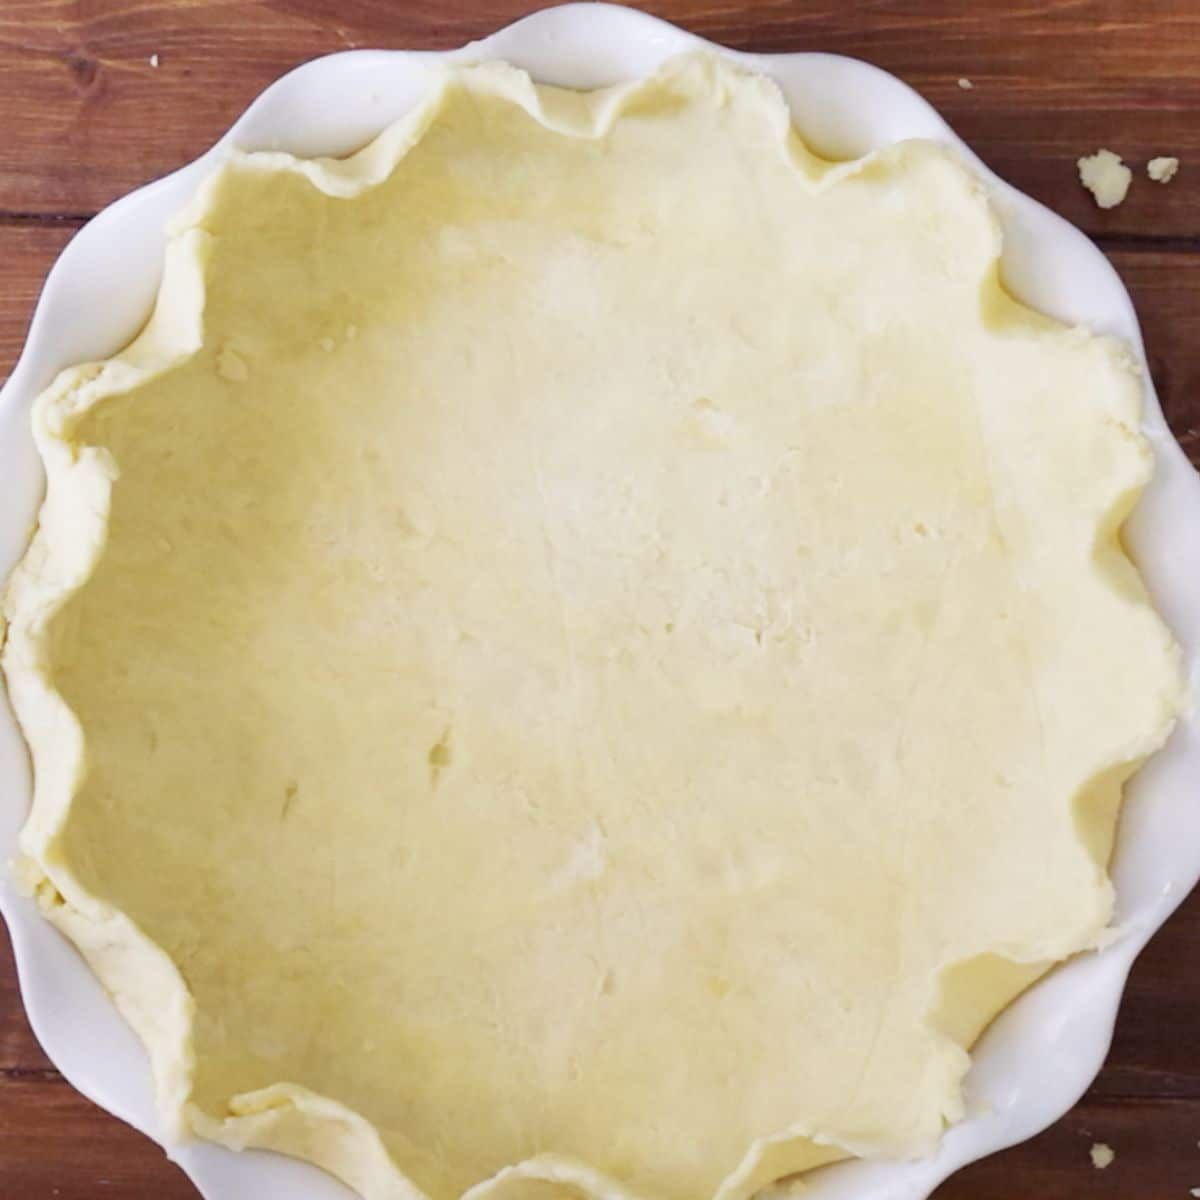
[1,2,1198,1197]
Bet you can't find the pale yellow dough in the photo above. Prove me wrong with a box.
[1,54,1183,1200]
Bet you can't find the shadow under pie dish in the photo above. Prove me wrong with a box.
[1,13,1198,1200]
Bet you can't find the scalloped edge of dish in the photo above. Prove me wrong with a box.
[1,6,1198,1200]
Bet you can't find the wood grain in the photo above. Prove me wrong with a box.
[0,2,1198,1198]
[0,1071,194,1199]
[0,219,80,380]
[0,1,1198,238]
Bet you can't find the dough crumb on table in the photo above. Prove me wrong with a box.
[1078,149,1132,208]
[1089,1142,1116,1170]
[957,77,973,89]
[1148,155,1180,183]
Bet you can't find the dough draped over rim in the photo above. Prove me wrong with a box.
[1,53,1182,1200]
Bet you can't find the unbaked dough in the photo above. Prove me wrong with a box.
[1078,148,1133,209]
[1,54,1182,1200]
[1148,155,1180,183]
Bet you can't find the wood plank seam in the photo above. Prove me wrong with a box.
[0,212,89,227]
[0,1067,63,1083]
[1092,232,1200,254]
[2,212,1197,257]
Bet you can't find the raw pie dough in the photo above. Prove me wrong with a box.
[1,55,1183,1200]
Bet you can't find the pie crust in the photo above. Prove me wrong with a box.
[1,55,1182,1200]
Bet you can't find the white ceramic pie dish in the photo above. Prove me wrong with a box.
[1,6,1198,1199]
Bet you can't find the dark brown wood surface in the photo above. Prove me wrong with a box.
[1,2,1198,1198]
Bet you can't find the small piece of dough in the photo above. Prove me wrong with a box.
[1089,1142,1115,1169]
[1147,155,1180,183]
[1078,149,1132,208]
